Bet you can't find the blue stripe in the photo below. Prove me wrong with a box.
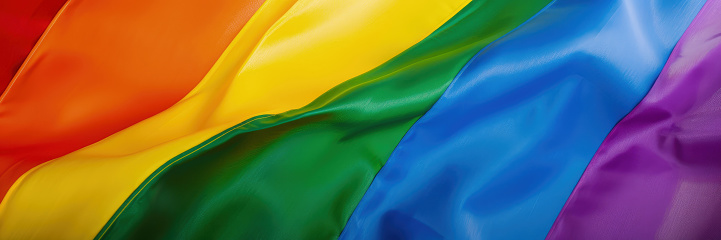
[340,0,705,239]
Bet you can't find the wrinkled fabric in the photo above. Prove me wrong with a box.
[0,0,66,91]
[0,0,265,199]
[90,1,552,239]
[0,0,472,239]
[547,1,721,239]
[341,0,705,239]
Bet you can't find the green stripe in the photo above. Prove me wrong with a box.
[97,0,553,239]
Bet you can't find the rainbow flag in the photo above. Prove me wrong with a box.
[1,0,720,239]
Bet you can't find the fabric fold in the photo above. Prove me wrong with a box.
[0,0,66,91]
[340,0,705,239]
[90,0,553,239]
[0,0,265,199]
[0,0,472,239]
[547,0,721,239]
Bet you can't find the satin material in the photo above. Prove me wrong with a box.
[0,0,471,239]
[0,0,265,199]
[93,1,553,239]
[0,0,66,91]
[548,1,721,239]
[341,0,705,239]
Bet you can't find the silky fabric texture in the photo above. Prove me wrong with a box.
[0,0,66,91]
[0,0,472,239]
[0,0,265,199]
[547,1,721,239]
[94,1,553,239]
[340,0,706,239]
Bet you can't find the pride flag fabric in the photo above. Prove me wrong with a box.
[0,0,719,239]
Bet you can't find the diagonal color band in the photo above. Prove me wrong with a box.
[93,0,552,239]
[0,0,471,239]
[341,0,705,239]
[548,1,721,238]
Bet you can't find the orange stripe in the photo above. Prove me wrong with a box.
[0,0,471,238]
[0,0,265,199]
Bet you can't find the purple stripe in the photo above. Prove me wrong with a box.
[547,1,721,239]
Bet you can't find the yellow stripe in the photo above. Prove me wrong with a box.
[0,0,471,239]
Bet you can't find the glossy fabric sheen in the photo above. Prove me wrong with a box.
[0,0,66,91]
[94,1,553,239]
[0,0,265,199]
[0,0,471,239]
[341,0,705,239]
[548,1,721,239]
